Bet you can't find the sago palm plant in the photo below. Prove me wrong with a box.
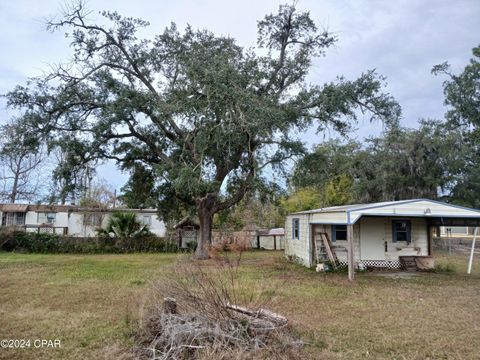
[97,212,151,238]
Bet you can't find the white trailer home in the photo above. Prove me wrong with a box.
[440,226,476,238]
[284,199,480,280]
[0,204,166,237]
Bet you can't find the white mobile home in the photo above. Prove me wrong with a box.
[285,199,480,279]
[440,226,476,238]
[0,204,166,237]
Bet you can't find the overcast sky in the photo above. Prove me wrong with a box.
[0,0,479,191]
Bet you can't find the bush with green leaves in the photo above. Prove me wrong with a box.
[433,262,456,273]
[0,228,178,254]
[185,240,197,252]
[97,211,152,238]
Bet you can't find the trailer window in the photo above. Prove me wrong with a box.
[392,220,411,243]
[332,225,347,241]
[37,212,56,224]
[292,218,300,240]
[1,212,26,226]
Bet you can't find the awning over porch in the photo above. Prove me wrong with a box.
[0,204,29,212]
[347,199,480,224]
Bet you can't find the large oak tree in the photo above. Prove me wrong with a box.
[6,2,400,258]
[433,45,480,207]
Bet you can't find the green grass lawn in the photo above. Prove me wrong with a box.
[0,250,479,359]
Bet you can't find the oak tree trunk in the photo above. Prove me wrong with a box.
[195,195,216,260]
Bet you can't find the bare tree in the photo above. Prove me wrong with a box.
[47,147,96,205]
[80,177,117,208]
[0,121,45,203]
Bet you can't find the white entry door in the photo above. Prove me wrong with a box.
[360,217,385,260]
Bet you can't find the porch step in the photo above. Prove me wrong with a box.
[399,256,418,271]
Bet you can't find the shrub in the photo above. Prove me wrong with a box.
[97,211,151,238]
[0,228,178,254]
[185,240,197,252]
[0,226,22,251]
[108,234,179,253]
[434,262,456,273]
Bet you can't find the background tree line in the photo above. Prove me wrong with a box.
[0,0,478,258]
[3,2,401,259]
[215,44,480,225]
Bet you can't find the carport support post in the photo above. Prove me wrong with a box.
[347,224,355,281]
[467,227,478,274]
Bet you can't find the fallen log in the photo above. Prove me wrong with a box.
[225,303,288,326]
[258,308,288,326]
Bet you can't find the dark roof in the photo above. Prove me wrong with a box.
[174,217,200,229]
[0,204,29,212]
[0,203,158,213]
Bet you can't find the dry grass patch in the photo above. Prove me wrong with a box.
[136,253,302,359]
[0,251,479,359]
[0,253,176,360]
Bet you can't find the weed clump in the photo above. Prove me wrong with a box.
[433,262,456,273]
[135,253,304,359]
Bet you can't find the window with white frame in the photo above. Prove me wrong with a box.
[15,212,25,226]
[83,212,102,226]
[392,220,411,243]
[37,212,56,224]
[292,218,300,240]
[1,212,26,226]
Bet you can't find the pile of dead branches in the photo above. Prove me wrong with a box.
[136,299,296,359]
[135,254,303,359]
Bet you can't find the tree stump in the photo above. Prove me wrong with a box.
[164,297,177,314]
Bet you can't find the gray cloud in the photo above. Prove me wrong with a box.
[1,0,478,189]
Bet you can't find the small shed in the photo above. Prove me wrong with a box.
[254,228,285,250]
[174,217,199,248]
[284,199,480,280]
